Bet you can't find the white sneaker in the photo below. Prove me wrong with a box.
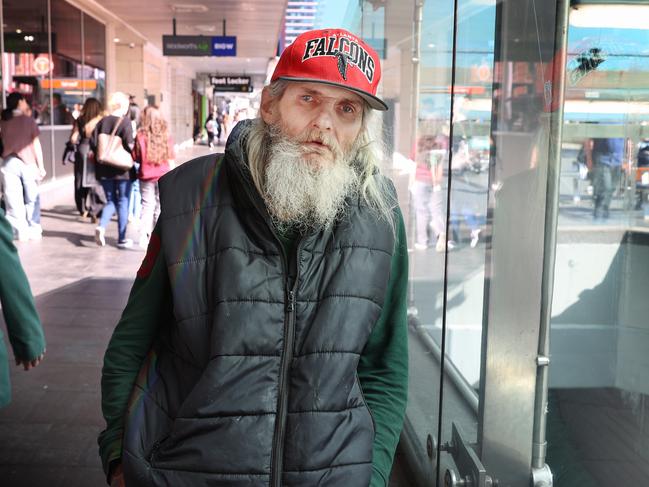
[117,238,133,249]
[470,229,481,248]
[95,226,106,247]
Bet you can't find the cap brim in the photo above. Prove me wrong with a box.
[276,76,388,111]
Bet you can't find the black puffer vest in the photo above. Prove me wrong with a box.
[122,123,396,486]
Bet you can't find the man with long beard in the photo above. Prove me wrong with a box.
[99,28,408,487]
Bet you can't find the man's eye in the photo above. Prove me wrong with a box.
[301,95,313,102]
[341,105,356,114]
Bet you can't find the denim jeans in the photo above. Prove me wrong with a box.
[0,156,40,239]
[139,180,160,239]
[592,164,620,219]
[99,179,133,242]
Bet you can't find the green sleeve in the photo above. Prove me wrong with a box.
[98,225,172,476]
[0,210,45,361]
[358,209,409,487]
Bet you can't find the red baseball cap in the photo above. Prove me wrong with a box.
[271,28,387,111]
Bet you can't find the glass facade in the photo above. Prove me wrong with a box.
[1,0,106,181]
[316,0,649,485]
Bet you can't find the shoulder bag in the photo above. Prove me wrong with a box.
[97,117,134,170]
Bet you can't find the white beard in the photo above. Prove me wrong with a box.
[263,124,360,233]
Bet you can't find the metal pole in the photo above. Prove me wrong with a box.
[222,19,226,36]
[532,0,570,481]
[81,11,85,101]
[173,18,177,36]
[47,0,55,179]
[410,0,423,160]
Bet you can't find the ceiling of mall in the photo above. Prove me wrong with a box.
[91,0,287,75]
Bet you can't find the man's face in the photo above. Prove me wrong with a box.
[258,81,368,231]
[261,81,364,168]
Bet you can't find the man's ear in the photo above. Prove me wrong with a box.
[260,87,275,125]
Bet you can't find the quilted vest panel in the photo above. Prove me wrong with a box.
[122,140,395,487]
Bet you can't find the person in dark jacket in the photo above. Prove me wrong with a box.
[91,92,135,249]
[66,97,105,220]
[99,28,408,487]
[0,209,46,408]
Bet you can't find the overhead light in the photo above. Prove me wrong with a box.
[113,37,120,43]
[570,2,649,29]
[24,35,34,42]
[171,4,208,13]
[16,29,22,34]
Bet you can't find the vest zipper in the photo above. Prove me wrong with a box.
[270,245,301,487]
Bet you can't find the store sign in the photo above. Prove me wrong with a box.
[33,57,53,75]
[211,36,236,56]
[162,35,237,57]
[41,79,97,90]
[210,75,251,92]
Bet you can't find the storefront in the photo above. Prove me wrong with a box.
[1,0,106,181]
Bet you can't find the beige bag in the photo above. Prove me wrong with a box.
[97,116,134,170]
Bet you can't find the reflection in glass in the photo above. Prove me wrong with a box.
[548,6,649,485]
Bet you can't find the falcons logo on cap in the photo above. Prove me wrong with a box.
[336,51,353,80]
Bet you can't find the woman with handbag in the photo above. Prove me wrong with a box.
[132,105,175,249]
[66,97,104,220]
[91,92,135,249]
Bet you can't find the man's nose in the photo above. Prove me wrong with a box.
[311,104,334,131]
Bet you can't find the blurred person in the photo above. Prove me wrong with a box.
[410,135,445,250]
[99,28,408,487]
[585,137,630,221]
[128,95,141,134]
[50,93,74,125]
[0,209,46,408]
[204,113,216,149]
[132,105,175,249]
[66,97,105,220]
[91,92,135,249]
[222,110,232,141]
[216,110,224,143]
[0,92,46,241]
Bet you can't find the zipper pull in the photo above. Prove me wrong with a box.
[287,290,296,312]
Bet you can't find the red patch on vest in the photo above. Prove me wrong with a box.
[137,232,161,279]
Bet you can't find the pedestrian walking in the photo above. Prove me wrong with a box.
[66,97,105,221]
[0,92,46,241]
[132,105,175,249]
[0,209,46,408]
[91,92,135,248]
[99,28,408,487]
[585,137,629,221]
[204,113,216,149]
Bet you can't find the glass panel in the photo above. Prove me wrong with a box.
[83,13,106,104]
[437,0,495,481]
[548,4,649,485]
[2,0,51,124]
[50,0,80,123]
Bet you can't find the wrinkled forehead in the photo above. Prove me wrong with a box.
[283,80,365,107]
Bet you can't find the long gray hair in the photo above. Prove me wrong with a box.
[244,80,396,230]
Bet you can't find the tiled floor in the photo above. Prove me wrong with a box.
[0,142,411,486]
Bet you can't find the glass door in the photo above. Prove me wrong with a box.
[547,2,649,485]
[402,0,569,485]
